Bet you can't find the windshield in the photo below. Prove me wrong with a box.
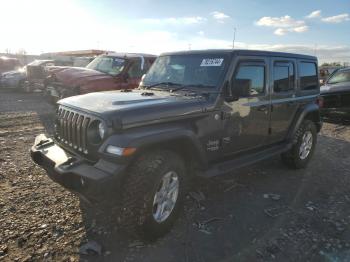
[28,60,53,66]
[86,56,125,76]
[73,57,93,67]
[142,54,228,89]
[328,70,350,84]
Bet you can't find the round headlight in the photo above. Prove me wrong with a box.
[98,122,106,139]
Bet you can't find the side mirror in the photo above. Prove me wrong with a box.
[225,82,238,102]
[226,79,251,102]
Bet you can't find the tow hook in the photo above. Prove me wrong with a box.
[36,139,54,149]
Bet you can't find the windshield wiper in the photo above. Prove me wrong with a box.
[143,82,182,90]
[170,84,215,92]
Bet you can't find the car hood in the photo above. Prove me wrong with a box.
[51,67,113,87]
[59,90,206,129]
[321,81,350,94]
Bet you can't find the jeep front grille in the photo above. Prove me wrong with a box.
[56,107,90,154]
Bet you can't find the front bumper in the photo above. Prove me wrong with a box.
[30,134,127,204]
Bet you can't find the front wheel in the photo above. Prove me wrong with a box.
[119,150,187,239]
[281,120,317,169]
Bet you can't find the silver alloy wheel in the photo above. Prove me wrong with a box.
[152,171,179,223]
[299,130,313,160]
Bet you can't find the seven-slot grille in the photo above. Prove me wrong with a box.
[56,107,91,154]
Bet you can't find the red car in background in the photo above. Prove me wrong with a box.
[45,53,157,101]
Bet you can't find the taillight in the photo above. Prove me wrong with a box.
[316,96,324,108]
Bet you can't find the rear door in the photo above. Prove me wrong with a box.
[269,58,298,143]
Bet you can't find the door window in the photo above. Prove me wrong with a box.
[273,62,295,92]
[234,64,265,96]
[128,60,143,78]
[143,59,154,73]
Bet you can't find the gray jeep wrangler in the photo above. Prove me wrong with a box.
[31,50,322,238]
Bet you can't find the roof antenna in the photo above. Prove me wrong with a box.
[232,27,237,49]
[314,43,318,56]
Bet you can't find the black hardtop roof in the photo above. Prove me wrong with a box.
[161,49,317,60]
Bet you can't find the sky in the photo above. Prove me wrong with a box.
[0,0,349,63]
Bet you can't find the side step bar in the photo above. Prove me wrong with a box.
[200,143,292,178]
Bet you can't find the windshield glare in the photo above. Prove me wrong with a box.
[328,70,350,84]
[87,56,125,76]
[28,60,53,66]
[143,54,228,89]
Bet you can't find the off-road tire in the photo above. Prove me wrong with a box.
[281,120,317,169]
[119,150,187,239]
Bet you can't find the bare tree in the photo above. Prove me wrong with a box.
[17,49,27,56]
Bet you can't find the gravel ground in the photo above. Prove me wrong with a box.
[1,89,350,262]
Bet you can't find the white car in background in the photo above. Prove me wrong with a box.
[0,67,27,89]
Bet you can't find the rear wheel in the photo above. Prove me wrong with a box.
[119,150,186,239]
[281,120,317,169]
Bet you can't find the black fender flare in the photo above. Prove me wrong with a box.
[99,126,208,167]
[287,103,322,142]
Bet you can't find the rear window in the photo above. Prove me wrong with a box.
[300,62,318,90]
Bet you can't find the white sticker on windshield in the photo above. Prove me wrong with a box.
[200,58,224,67]
[114,58,125,63]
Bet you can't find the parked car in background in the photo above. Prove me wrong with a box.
[0,57,22,86]
[0,67,26,89]
[24,59,76,92]
[0,57,22,74]
[320,67,350,110]
[44,53,157,102]
[319,66,343,85]
[24,60,56,92]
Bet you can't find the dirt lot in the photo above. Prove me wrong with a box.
[1,89,350,262]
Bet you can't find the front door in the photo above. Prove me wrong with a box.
[269,58,298,143]
[222,57,271,155]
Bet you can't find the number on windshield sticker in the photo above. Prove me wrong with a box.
[200,58,224,67]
